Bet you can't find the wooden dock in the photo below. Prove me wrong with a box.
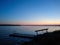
[9,28,48,39]
[35,28,48,35]
[9,33,35,39]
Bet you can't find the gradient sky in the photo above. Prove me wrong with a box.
[0,0,60,25]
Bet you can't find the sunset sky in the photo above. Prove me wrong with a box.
[0,0,60,25]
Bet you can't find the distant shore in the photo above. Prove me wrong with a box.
[0,24,21,26]
[0,24,60,26]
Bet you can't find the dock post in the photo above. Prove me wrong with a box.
[46,29,48,33]
[36,31,38,35]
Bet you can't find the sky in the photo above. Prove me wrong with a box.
[0,0,60,25]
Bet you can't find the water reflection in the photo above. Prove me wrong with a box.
[0,26,60,45]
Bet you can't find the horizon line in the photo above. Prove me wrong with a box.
[0,24,60,26]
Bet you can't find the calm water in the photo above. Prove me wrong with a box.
[0,26,60,45]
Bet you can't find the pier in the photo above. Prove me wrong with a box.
[9,28,48,39]
[9,33,34,39]
[35,28,48,35]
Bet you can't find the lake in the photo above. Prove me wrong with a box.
[0,26,60,45]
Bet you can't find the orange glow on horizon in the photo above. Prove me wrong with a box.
[0,21,60,25]
[15,21,60,25]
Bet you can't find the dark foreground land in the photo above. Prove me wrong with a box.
[22,30,60,45]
